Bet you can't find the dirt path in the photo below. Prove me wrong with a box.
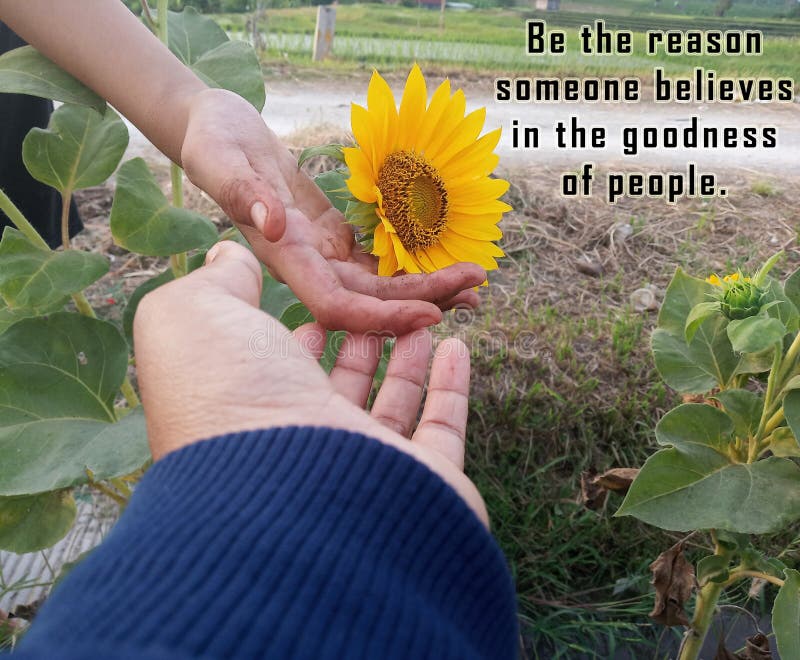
[124,76,800,176]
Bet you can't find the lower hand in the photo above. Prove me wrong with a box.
[180,88,486,336]
[133,240,488,524]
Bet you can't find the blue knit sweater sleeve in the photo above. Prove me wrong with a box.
[14,427,518,659]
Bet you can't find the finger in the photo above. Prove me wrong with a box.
[329,332,385,407]
[412,338,470,470]
[293,322,327,362]
[330,261,486,306]
[371,330,432,437]
[441,290,481,311]
[187,142,287,242]
[187,240,263,307]
[283,247,443,334]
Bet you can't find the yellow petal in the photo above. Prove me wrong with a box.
[346,176,378,205]
[422,89,466,160]
[414,78,451,154]
[411,248,437,274]
[351,103,377,172]
[439,128,502,180]
[397,64,427,151]
[447,177,510,200]
[377,248,399,276]
[449,199,513,215]
[367,70,399,170]
[423,243,458,271]
[429,107,486,168]
[439,232,501,270]
[343,147,377,203]
[373,221,391,256]
[447,219,503,241]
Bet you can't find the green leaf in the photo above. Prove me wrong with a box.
[261,272,299,320]
[655,404,735,454]
[696,554,730,585]
[298,144,346,168]
[280,302,314,331]
[320,330,347,374]
[0,491,76,553]
[783,390,800,446]
[167,7,228,64]
[167,8,264,110]
[22,104,128,193]
[752,251,783,287]
[784,375,800,394]
[0,295,56,336]
[761,279,799,333]
[769,427,800,458]
[652,320,738,393]
[617,449,800,533]
[773,569,800,660]
[657,267,715,336]
[0,228,108,313]
[685,301,721,343]
[0,46,105,112]
[785,267,800,312]
[727,316,786,354]
[191,41,265,111]
[0,313,150,495]
[712,390,763,439]
[110,158,217,256]
[619,404,800,533]
[315,169,351,214]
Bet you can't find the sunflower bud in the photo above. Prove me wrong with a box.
[708,273,766,320]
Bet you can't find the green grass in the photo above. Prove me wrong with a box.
[219,4,799,77]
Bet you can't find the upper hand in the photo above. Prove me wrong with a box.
[180,88,486,335]
[133,240,488,524]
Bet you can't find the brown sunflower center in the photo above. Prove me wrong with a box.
[377,150,448,251]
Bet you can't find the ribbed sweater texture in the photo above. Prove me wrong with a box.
[13,427,518,659]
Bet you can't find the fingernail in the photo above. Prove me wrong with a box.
[205,243,222,265]
[251,201,268,235]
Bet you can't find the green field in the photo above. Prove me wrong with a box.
[218,4,799,77]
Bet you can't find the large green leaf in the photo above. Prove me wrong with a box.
[192,41,265,111]
[167,8,264,110]
[22,104,128,193]
[0,297,47,336]
[110,158,217,256]
[617,449,800,533]
[0,491,76,554]
[769,427,800,458]
[784,268,800,312]
[652,320,738,393]
[652,268,739,392]
[761,278,800,333]
[167,7,228,63]
[0,46,104,112]
[783,390,800,444]
[0,313,149,496]
[618,403,800,533]
[727,315,786,355]
[657,267,715,336]
[774,569,800,660]
[315,170,350,214]
[712,389,762,439]
[0,228,108,313]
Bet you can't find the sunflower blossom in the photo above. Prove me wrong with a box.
[343,64,510,277]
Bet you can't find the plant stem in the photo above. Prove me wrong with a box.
[71,291,97,318]
[724,569,785,589]
[679,580,723,660]
[0,188,50,250]
[60,190,73,249]
[157,0,168,43]
[140,0,156,30]
[169,162,188,277]
[119,377,140,408]
[778,331,800,385]
[752,341,784,460]
[765,408,785,435]
[89,479,128,506]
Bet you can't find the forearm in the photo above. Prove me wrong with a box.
[15,427,518,659]
[0,0,206,164]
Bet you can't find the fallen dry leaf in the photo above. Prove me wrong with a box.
[580,467,639,510]
[649,541,697,627]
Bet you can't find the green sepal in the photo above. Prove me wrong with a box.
[298,144,346,168]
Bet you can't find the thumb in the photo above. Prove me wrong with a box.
[217,171,288,243]
[187,240,264,307]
